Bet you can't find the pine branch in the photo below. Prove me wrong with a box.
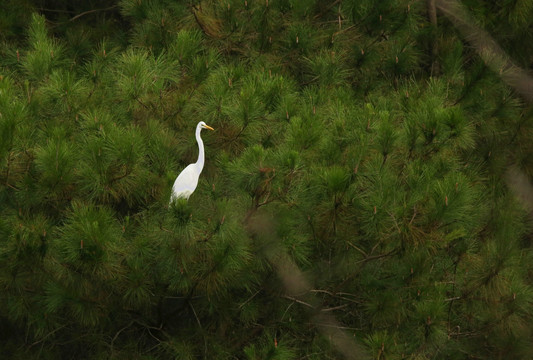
[437,0,533,102]
[108,165,131,185]
[281,294,313,309]
[28,325,68,349]
[355,250,397,264]
[447,259,460,332]
[109,320,135,356]
[427,0,438,26]
[4,151,12,187]
[506,165,533,220]
[313,0,342,20]
[69,5,119,22]
[135,97,149,110]
[188,301,208,357]
[39,8,74,14]
[245,211,370,360]
[427,0,440,76]
[238,289,262,309]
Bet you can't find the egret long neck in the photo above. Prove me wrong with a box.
[195,126,205,171]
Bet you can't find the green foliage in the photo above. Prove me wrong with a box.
[1,0,533,359]
[22,14,67,81]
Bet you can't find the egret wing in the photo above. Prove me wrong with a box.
[171,164,200,201]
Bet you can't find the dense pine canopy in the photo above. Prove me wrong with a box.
[1,0,533,359]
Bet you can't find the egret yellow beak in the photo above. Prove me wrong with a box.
[203,124,215,131]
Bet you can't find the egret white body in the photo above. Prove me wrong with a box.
[170,121,214,202]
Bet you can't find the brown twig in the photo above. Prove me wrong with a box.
[69,5,119,22]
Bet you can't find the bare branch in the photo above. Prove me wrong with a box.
[436,0,533,102]
[69,5,119,22]
[281,294,314,308]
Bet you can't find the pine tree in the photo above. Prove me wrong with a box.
[1,0,533,359]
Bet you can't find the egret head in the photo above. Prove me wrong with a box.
[199,121,214,131]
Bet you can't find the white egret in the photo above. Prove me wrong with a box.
[170,121,214,202]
